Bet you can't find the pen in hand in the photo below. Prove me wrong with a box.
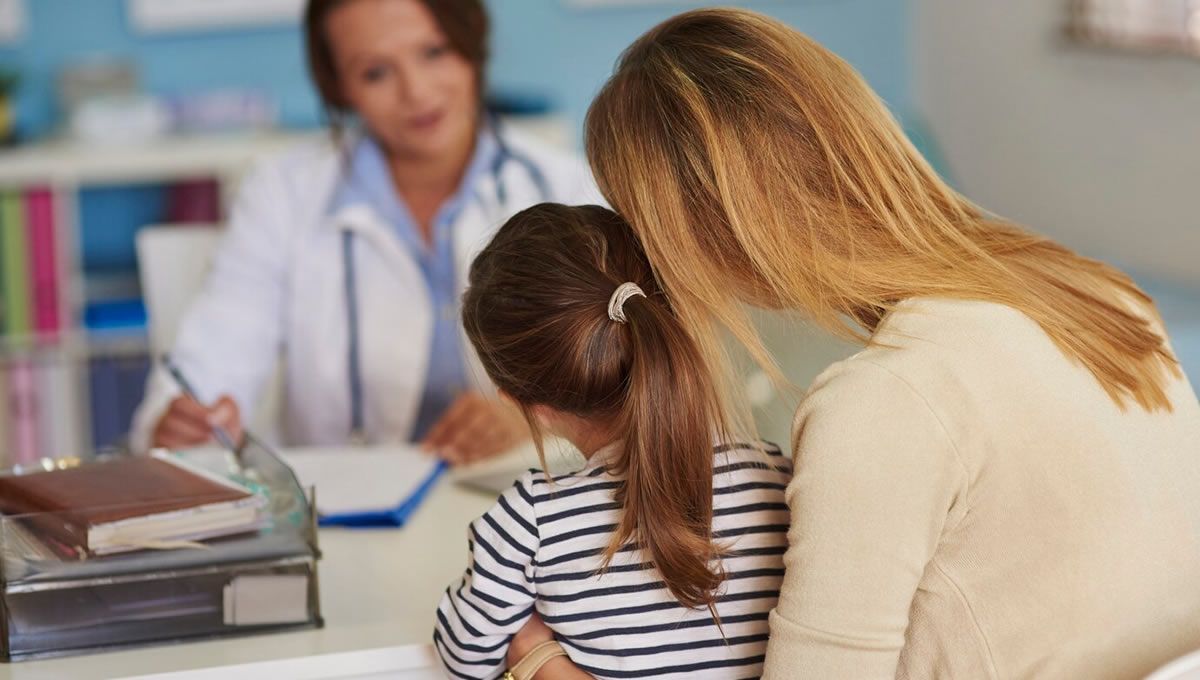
[160,354,241,452]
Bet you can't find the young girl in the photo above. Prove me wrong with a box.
[433,204,792,679]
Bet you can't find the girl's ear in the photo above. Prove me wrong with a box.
[528,404,560,433]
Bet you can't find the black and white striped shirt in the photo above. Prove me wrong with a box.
[434,442,792,679]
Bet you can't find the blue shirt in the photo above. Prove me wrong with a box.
[329,131,499,441]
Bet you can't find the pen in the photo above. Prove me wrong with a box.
[160,354,240,452]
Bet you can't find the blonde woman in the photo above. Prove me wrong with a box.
[500,7,1200,680]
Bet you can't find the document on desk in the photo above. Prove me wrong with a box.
[278,447,446,527]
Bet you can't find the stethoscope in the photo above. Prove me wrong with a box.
[340,114,552,444]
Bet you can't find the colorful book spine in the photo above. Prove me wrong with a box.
[7,359,39,464]
[36,359,82,459]
[25,188,61,337]
[0,362,10,468]
[0,191,30,338]
[88,357,121,450]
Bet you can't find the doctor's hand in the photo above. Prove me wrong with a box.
[421,392,530,465]
[152,395,244,450]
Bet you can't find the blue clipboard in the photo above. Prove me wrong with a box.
[317,460,449,528]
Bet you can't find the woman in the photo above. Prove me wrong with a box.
[506,8,1200,679]
[131,0,598,462]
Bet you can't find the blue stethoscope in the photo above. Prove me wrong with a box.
[340,115,552,443]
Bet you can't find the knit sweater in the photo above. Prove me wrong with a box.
[763,297,1200,679]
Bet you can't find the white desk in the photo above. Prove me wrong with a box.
[0,478,497,680]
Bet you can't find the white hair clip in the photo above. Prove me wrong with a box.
[607,282,647,323]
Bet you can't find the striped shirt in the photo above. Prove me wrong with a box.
[434,442,792,679]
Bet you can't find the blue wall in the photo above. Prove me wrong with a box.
[0,0,910,141]
[0,0,910,300]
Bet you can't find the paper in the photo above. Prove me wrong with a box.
[279,447,441,516]
[223,574,309,626]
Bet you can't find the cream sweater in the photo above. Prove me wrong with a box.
[763,298,1200,679]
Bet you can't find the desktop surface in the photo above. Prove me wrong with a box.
[0,475,496,680]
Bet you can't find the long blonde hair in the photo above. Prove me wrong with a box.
[585,7,1179,414]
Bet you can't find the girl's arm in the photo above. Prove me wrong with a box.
[763,361,967,679]
[434,475,542,679]
[507,614,597,680]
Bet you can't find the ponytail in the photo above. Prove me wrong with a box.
[606,292,726,609]
[463,202,729,611]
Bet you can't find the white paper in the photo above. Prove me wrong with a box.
[223,574,309,626]
[279,447,441,516]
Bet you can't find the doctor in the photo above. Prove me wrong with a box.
[131,0,598,462]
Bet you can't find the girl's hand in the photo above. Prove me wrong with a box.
[507,614,595,680]
[421,392,530,464]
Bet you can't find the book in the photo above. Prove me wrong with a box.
[0,452,267,556]
[35,358,83,460]
[0,191,29,337]
[25,187,60,336]
[89,354,151,450]
[6,359,39,465]
[89,357,121,450]
[0,363,9,469]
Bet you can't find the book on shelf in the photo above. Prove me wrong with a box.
[0,190,30,338]
[88,354,150,450]
[0,452,268,557]
[0,369,8,468]
[26,187,60,336]
[5,360,38,466]
[35,359,83,460]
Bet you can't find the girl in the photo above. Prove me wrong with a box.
[433,203,792,679]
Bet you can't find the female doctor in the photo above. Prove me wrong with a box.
[131,0,598,462]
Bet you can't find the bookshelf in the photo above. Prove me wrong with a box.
[0,116,570,465]
[0,130,314,464]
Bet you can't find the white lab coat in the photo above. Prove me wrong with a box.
[130,129,600,451]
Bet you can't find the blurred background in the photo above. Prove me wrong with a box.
[0,0,1195,459]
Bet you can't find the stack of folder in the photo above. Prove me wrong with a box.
[0,441,323,661]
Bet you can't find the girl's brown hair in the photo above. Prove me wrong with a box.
[304,0,489,128]
[586,8,1179,417]
[463,203,726,610]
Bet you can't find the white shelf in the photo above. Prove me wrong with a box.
[0,114,572,188]
[0,131,320,188]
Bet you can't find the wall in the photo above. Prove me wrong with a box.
[914,0,1200,286]
[0,0,911,141]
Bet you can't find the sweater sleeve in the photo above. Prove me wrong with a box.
[434,473,541,680]
[763,360,968,679]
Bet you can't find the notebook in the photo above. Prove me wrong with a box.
[0,452,267,556]
[279,447,446,528]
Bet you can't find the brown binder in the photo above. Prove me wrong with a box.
[0,455,260,555]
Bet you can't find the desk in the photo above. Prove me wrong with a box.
[0,477,496,680]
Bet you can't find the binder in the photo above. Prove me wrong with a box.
[25,187,60,336]
[88,357,122,449]
[279,447,448,528]
[6,360,39,465]
[319,461,446,528]
[0,191,29,337]
[0,363,10,468]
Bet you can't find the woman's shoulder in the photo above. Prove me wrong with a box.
[245,134,344,191]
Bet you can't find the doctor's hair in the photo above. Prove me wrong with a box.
[586,7,1179,415]
[304,0,489,131]
[463,203,727,611]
